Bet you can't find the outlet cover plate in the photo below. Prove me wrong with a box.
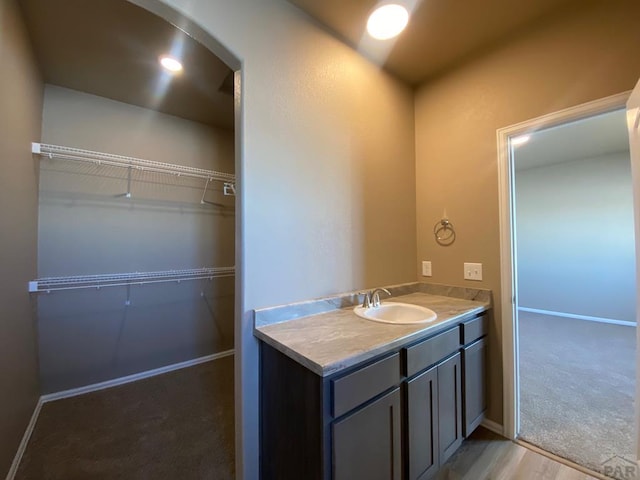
[464,262,483,281]
[421,261,432,277]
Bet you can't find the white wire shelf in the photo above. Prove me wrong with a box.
[28,267,235,293]
[32,142,236,197]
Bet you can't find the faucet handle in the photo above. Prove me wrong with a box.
[359,291,373,308]
[370,288,391,308]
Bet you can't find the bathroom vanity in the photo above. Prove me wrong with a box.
[255,286,490,480]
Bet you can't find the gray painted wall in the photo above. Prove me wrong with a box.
[0,0,43,476]
[137,1,416,477]
[38,85,235,393]
[515,152,636,322]
[413,0,640,426]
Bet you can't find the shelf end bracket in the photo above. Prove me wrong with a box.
[224,182,236,196]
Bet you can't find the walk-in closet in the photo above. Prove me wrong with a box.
[4,0,237,477]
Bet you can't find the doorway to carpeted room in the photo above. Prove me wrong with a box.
[512,109,637,479]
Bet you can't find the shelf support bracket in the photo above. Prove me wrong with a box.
[201,178,213,205]
[125,166,132,198]
[224,182,236,196]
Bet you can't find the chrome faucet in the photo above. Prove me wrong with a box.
[361,288,391,308]
[371,288,391,307]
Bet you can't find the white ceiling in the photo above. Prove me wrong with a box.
[18,0,235,129]
[287,0,578,84]
[17,0,626,135]
[513,109,629,171]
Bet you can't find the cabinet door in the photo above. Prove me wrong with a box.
[406,365,439,480]
[333,388,402,480]
[437,352,462,465]
[463,337,487,436]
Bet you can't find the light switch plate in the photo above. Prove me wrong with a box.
[421,261,432,277]
[464,262,483,281]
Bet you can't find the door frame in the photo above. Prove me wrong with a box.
[626,81,640,463]
[496,90,632,440]
[126,1,249,476]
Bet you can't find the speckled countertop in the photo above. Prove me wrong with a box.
[254,286,490,377]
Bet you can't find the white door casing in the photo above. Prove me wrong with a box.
[496,91,632,440]
[626,80,640,463]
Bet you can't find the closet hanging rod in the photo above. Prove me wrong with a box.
[31,143,236,184]
[28,267,235,293]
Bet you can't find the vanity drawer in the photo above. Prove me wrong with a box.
[332,352,401,418]
[461,314,488,345]
[405,326,460,377]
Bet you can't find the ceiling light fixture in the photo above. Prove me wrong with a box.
[159,55,183,73]
[367,4,409,40]
[511,135,530,146]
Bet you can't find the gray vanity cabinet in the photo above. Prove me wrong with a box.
[333,387,402,480]
[461,315,488,436]
[259,312,488,480]
[462,337,487,436]
[406,365,439,480]
[437,352,463,463]
[405,333,462,480]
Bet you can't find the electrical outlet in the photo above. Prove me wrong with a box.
[464,262,483,281]
[421,261,432,277]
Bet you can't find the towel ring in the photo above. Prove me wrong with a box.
[433,218,456,246]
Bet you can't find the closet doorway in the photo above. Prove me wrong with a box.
[12,0,241,477]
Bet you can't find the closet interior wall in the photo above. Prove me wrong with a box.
[37,85,235,394]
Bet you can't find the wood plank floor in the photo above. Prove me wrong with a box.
[435,428,601,480]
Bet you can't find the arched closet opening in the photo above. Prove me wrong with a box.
[9,0,240,476]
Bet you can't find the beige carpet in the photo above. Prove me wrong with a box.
[518,311,635,479]
[16,355,235,479]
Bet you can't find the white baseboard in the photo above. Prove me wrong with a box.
[518,307,635,327]
[5,398,43,480]
[481,419,504,436]
[41,349,234,403]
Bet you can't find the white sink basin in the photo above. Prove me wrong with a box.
[354,302,437,325]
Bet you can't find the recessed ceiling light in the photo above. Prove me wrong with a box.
[511,135,530,146]
[367,4,409,40]
[159,55,183,73]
